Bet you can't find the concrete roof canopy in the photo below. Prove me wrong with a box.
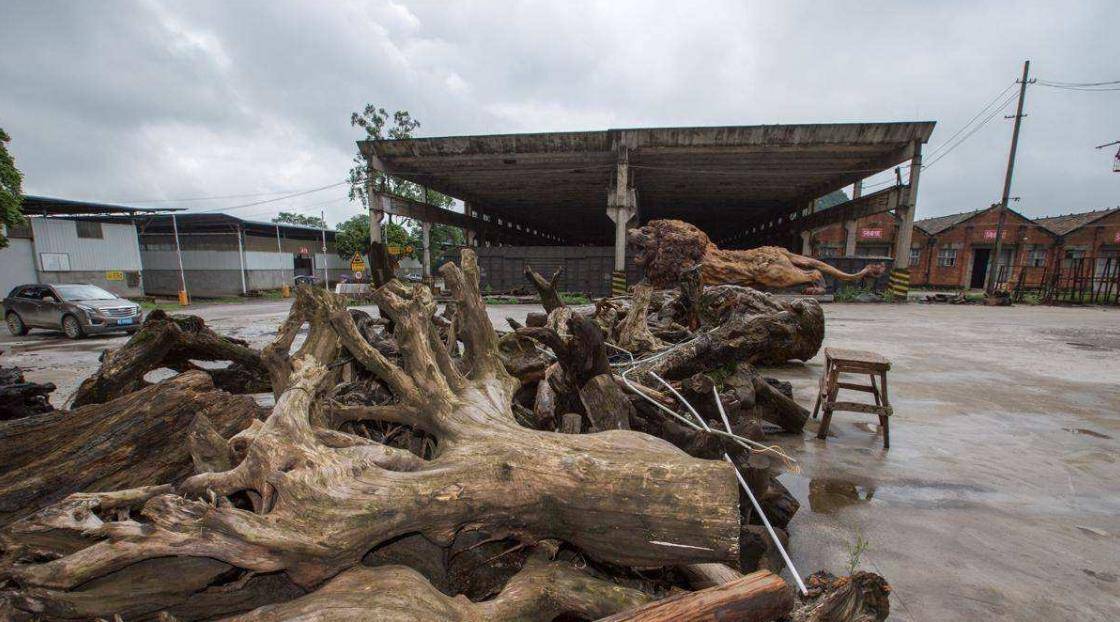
[360,122,935,245]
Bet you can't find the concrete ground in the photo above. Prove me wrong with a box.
[2,300,1118,620]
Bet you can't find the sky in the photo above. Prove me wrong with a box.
[2,0,1117,228]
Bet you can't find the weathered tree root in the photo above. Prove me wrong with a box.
[70,311,269,407]
[792,571,892,622]
[1,252,740,621]
[220,554,651,622]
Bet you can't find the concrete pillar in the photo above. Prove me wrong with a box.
[369,194,388,244]
[607,158,637,295]
[421,221,432,279]
[464,202,478,247]
[844,180,862,256]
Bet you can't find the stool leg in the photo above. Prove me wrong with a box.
[811,362,828,419]
[870,374,882,407]
[817,369,839,440]
[879,371,890,449]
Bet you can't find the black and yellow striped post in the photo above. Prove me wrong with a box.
[611,270,627,296]
[888,268,910,300]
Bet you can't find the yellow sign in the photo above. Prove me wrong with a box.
[349,252,366,272]
[105,271,124,281]
[387,245,414,256]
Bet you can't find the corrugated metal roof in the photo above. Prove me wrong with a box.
[1035,208,1120,236]
[21,196,183,216]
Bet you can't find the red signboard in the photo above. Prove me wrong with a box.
[860,228,883,239]
[983,229,1007,241]
[298,246,310,257]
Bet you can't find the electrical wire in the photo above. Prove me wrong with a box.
[922,81,1017,161]
[922,90,1019,171]
[189,180,350,214]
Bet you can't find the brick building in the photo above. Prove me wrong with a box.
[911,205,1059,289]
[812,211,901,259]
[808,203,1119,291]
[1036,208,1120,278]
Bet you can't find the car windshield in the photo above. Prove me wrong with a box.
[53,285,118,301]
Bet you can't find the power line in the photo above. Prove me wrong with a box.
[923,90,1019,171]
[923,81,1017,160]
[190,180,350,214]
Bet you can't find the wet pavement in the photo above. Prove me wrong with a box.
[2,299,1118,620]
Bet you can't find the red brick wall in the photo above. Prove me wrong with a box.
[1059,210,1120,259]
[912,208,1058,289]
[812,212,899,257]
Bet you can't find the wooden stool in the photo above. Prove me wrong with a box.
[812,347,893,449]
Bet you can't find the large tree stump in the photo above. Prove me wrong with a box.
[0,251,740,620]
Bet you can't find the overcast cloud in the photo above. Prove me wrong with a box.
[2,0,1117,227]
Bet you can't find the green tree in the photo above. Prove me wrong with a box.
[346,105,453,210]
[272,211,327,229]
[0,128,25,249]
[334,213,423,261]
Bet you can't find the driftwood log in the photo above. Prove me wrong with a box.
[0,371,261,529]
[629,219,885,294]
[70,311,269,407]
[0,361,55,421]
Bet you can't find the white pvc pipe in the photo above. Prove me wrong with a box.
[713,386,808,596]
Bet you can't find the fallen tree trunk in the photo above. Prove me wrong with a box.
[598,570,793,622]
[0,371,261,528]
[70,311,269,407]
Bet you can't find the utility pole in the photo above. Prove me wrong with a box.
[985,60,1033,294]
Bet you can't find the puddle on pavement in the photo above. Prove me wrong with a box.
[807,477,877,514]
[1063,427,1112,439]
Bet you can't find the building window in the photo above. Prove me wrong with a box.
[76,221,103,239]
[1026,247,1047,267]
[909,248,921,266]
[937,247,957,267]
[818,246,840,258]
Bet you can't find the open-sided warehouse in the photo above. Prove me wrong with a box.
[359,122,934,293]
[135,213,348,297]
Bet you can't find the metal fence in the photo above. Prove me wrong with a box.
[1010,256,1120,305]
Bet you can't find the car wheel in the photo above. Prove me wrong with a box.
[62,314,85,339]
[5,312,29,336]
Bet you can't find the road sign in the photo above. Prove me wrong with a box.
[387,245,414,256]
[354,271,364,280]
[349,252,366,272]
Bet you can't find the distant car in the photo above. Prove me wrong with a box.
[3,284,143,339]
[403,274,423,283]
[293,275,320,286]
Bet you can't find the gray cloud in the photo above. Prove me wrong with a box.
[2,0,1117,227]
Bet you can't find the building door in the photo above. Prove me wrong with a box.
[293,253,311,277]
[970,249,991,289]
